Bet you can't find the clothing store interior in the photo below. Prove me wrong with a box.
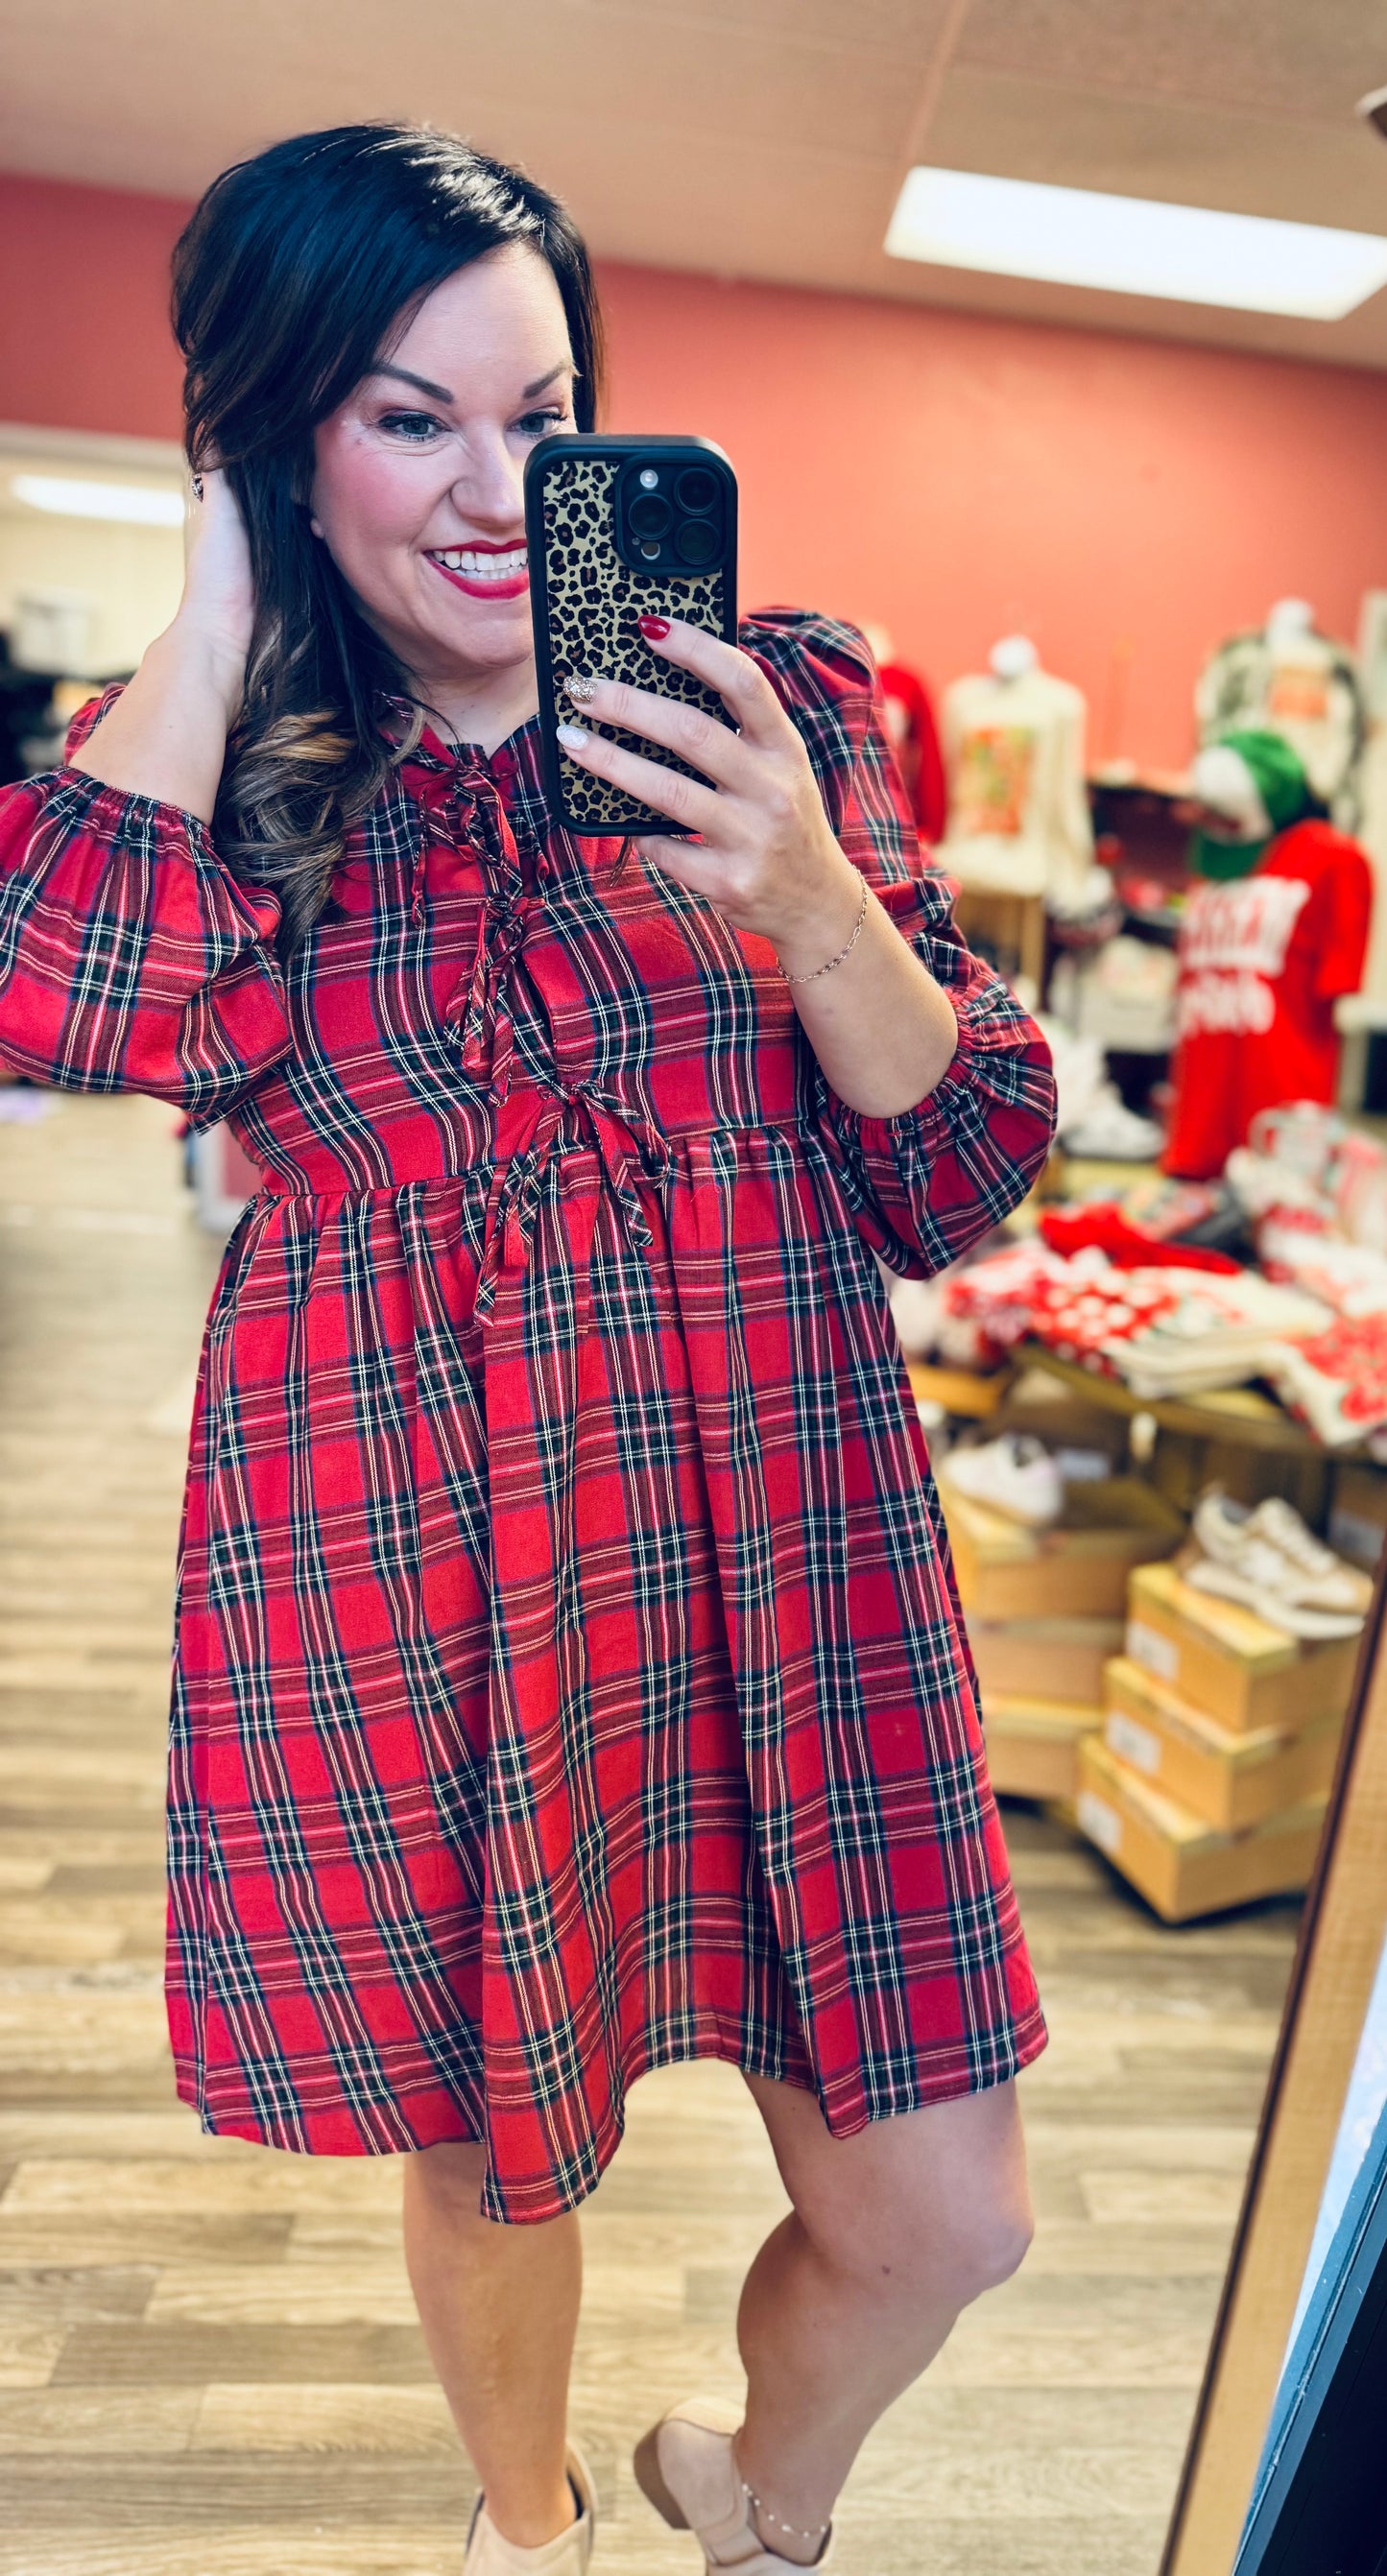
[4,5,1387,2573]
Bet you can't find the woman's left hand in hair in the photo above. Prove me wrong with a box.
[556,617,960,1116]
[556,618,865,962]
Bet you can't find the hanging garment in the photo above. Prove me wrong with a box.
[1349,721,1387,1004]
[936,666,1094,912]
[1196,629,1366,827]
[0,611,1054,2225]
[876,659,947,845]
[1163,820,1372,1181]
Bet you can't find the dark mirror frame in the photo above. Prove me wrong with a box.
[1160,1552,1387,2573]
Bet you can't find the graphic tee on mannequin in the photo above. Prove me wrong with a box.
[938,636,1094,912]
[1195,598,1366,829]
[1164,729,1372,1180]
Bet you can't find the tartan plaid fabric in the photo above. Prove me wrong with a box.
[0,611,1054,2221]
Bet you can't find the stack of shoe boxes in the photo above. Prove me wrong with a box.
[1075,1561,1359,1920]
[942,1479,1184,1799]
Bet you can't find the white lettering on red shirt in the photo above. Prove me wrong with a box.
[1176,876,1311,1039]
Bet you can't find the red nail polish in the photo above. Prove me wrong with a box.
[637,614,671,640]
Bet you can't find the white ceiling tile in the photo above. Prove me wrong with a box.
[955,0,1387,126]
[564,0,951,49]
[4,0,1387,370]
[923,65,1387,231]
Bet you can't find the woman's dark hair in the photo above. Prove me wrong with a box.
[172,123,603,949]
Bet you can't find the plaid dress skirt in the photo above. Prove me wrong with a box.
[0,613,1053,2221]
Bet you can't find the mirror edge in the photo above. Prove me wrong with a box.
[1160,1553,1387,2574]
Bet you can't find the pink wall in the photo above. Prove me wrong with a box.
[6,173,1387,768]
[598,263,1387,772]
[0,174,188,440]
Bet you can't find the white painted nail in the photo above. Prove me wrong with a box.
[557,723,589,749]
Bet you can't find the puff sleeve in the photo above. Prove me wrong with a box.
[746,609,1058,1278]
[0,690,291,1125]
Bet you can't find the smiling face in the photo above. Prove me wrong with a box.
[308,244,577,723]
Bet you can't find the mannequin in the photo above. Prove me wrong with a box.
[1163,729,1372,1180]
[861,623,946,843]
[989,633,1039,683]
[937,636,1094,912]
[1196,601,1366,826]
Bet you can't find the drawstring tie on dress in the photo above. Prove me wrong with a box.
[474,1085,673,1324]
[405,745,671,1323]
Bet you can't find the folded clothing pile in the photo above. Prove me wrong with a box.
[939,1241,1329,1401]
[1040,1203,1240,1275]
[1220,1105,1387,1443]
[1259,1312,1387,1448]
[1227,1104,1387,1268]
[1046,935,1179,1052]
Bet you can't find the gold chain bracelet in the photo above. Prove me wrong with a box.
[775,872,868,987]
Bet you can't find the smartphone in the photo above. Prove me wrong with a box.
[524,433,738,837]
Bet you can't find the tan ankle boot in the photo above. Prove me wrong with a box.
[463,2441,597,2575]
[634,2398,832,2571]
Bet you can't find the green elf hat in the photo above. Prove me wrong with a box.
[1187,728,1314,880]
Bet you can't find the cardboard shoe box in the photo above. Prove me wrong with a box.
[983,1694,1102,1801]
[1124,1561,1360,1737]
[1076,1733,1328,1922]
[968,1615,1124,1709]
[1102,1656,1343,1833]
[942,1475,1183,1622]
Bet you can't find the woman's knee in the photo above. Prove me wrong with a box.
[945,2188,1035,2299]
[774,2084,1035,2307]
[806,2173,1032,2305]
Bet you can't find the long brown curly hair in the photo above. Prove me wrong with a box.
[173,123,604,952]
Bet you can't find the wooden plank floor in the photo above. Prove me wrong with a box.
[0,1093,1301,2575]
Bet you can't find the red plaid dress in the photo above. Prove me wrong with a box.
[0,613,1053,2221]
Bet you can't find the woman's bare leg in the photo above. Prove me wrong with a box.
[733,2076,1033,2563]
[402,2139,583,2548]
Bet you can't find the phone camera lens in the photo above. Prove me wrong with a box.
[675,518,719,566]
[629,491,673,538]
[675,467,719,514]
[638,467,660,489]
[639,540,661,560]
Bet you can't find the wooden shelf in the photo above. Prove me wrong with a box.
[1016,1345,1368,1460]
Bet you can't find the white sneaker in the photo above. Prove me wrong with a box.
[1245,1497,1374,1615]
[943,1435,1064,1527]
[1063,1089,1164,1161]
[464,2445,596,2576]
[1187,1490,1370,1638]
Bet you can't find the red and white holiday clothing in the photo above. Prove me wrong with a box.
[877,660,947,846]
[0,612,1054,2224]
[1164,822,1372,1181]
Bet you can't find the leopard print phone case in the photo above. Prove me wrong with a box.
[524,435,738,836]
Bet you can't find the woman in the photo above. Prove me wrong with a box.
[0,126,1055,2576]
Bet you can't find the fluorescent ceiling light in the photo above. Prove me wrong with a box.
[885,167,1387,320]
[11,473,185,526]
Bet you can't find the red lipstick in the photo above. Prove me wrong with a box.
[425,539,530,603]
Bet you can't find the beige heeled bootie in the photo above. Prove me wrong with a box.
[634,2398,832,2572]
[463,2441,597,2576]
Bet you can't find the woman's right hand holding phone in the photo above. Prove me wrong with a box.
[68,466,254,825]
